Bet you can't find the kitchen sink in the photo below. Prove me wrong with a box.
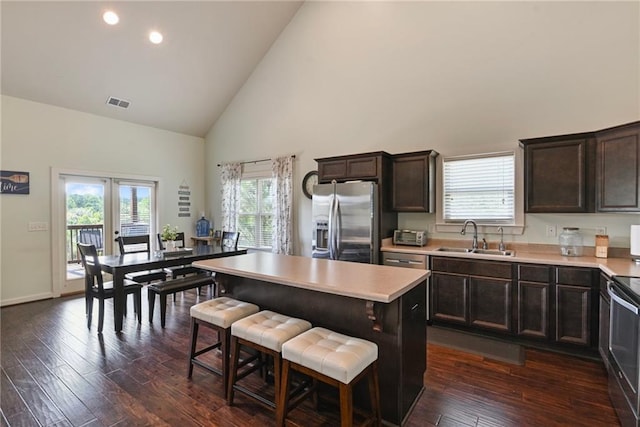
[436,247,515,257]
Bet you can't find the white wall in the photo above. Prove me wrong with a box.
[1,95,206,305]
[205,1,640,256]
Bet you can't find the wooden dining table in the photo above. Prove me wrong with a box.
[99,245,247,332]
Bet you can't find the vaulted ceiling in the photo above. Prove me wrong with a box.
[1,1,303,137]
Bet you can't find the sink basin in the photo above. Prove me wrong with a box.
[436,247,515,257]
[435,247,474,253]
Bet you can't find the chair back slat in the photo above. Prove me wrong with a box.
[222,231,240,250]
[117,234,152,255]
[78,228,104,251]
[77,243,105,292]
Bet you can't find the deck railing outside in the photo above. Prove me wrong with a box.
[67,224,104,263]
[67,223,151,263]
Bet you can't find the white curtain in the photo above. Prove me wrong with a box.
[220,162,242,232]
[271,156,294,255]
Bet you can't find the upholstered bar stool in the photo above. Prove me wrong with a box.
[277,327,381,427]
[227,310,312,413]
[187,297,259,397]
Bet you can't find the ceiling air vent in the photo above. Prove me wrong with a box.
[106,96,130,109]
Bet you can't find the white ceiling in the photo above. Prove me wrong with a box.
[1,1,303,137]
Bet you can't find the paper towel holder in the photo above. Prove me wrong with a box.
[630,225,640,263]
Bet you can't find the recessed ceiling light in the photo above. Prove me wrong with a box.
[149,31,163,44]
[103,11,119,26]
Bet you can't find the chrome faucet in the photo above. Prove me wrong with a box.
[497,227,506,252]
[461,220,478,250]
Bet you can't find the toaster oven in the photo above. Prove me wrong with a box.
[393,230,428,246]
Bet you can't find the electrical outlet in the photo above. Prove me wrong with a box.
[595,226,607,235]
[545,225,557,237]
[28,221,48,232]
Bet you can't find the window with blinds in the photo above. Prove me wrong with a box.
[238,177,274,249]
[443,152,515,223]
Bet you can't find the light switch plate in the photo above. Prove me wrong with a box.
[595,226,607,235]
[28,221,48,231]
[545,225,557,237]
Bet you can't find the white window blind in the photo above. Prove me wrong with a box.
[238,177,274,249]
[443,153,515,223]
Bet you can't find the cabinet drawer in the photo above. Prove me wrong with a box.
[431,257,512,279]
[518,264,550,283]
[555,267,594,287]
[382,252,428,269]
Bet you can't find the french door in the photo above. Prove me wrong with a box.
[54,172,158,295]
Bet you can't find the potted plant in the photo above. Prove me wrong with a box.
[161,224,179,250]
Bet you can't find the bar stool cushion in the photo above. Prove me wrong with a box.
[190,297,259,329]
[282,327,378,384]
[231,310,312,352]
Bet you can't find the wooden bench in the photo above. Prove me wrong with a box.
[147,273,216,327]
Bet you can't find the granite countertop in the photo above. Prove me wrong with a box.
[381,240,640,278]
[193,252,430,303]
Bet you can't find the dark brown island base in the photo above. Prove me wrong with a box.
[194,252,430,426]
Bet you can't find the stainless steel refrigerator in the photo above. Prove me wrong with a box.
[311,181,379,264]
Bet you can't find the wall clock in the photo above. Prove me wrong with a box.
[302,171,318,199]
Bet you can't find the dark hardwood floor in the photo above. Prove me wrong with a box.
[1,289,619,426]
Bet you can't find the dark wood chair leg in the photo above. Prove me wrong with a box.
[98,299,105,333]
[148,291,155,322]
[187,318,199,378]
[159,294,167,328]
[134,292,142,324]
[87,298,93,329]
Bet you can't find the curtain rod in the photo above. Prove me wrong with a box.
[217,154,295,167]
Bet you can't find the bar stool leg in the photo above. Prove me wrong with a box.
[339,382,353,427]
[187,318,199,378]
[276,359,291,427]
[227,336,240,405]
[369,362,381,426]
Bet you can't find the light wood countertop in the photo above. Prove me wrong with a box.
[193,252,430,303]
[382,242,640,277]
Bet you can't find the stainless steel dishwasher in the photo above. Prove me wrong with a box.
[382,251,430,320]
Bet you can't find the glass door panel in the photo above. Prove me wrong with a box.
[63,177,110,284]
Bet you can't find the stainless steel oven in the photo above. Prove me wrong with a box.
[607,276,640,427]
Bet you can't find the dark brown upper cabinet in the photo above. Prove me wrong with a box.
[315,151,397,242]
[316,151,391,182]
[520,134,596,213]
[391,150,439,212]
[596,121,640,212]
[521,120,640,214]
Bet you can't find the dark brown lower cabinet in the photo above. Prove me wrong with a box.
[554,284,591,345]
[553,266,597,347]
[431,257,513,333]
[431,272,467,324]
[431,257,598,355]
[517,281,550,339]
[469,276,512,332]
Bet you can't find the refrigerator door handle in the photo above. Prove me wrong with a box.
[334,196,342,258]
[328,194,336,260]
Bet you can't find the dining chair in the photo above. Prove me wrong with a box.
[116,234,167,284]
[222,231,240,250]
[77,243,142,333]
[157,232,201,279]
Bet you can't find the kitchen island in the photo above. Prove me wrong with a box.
[193,252,430,426]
